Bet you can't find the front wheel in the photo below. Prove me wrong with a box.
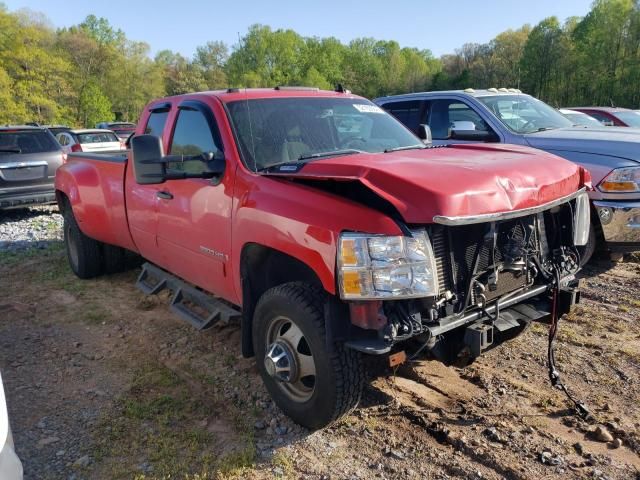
[253,283,365,429]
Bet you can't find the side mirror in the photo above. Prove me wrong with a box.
[131,134,166,185]
[449,129,499,142]
[417,124,432,145]
[198,150,226,186]
[131,134,226,185]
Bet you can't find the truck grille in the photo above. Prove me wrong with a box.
[431,218,532,301]
[431,226,451,294]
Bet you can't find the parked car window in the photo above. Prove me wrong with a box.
[227,97,422,171]
[0,130,60,153]
[145,111,169,138]
[612,111,640,128]
[427,100,491,140]
[478,95,572,134]
[77,132,119,144]
[168,109,220,174]
[561,111,602,128]
[383,100,425,133]
[585,111,614,126]
[56,133,68,146]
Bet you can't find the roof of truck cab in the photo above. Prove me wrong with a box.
[375,89,530,103]
[148,88,360,107]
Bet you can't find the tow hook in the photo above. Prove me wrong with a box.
[463,323,494,357]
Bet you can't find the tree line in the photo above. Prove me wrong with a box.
[0,0,638,127]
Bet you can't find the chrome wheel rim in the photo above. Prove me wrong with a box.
[265,316,316,402]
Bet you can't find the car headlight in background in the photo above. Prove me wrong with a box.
[598,166,640,193]
[573,192,591,246]
[338,231,439,300]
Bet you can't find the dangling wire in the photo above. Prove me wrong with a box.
[547,263,591,420]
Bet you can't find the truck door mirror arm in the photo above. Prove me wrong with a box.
[131,134,225,185]
[417,124,432,145]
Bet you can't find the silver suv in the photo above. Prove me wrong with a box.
[0,126,63,209]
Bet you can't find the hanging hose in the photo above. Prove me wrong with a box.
[547,263,591,420]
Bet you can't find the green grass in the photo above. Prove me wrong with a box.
[93,361,257,479]
[0,240,64,266]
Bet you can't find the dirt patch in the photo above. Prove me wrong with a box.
[1,241,640,479]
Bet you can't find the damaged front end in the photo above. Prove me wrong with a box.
[338,189,590,365]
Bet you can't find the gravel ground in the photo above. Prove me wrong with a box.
[1,207,639,480]
[0,205,63,251]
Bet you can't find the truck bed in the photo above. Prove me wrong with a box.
[57,150,137,251]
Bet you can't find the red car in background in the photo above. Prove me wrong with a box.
[567,107,640,128]
[95,122,137,145]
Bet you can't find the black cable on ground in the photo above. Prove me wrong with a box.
[547,263,592,421]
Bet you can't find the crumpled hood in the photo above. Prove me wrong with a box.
[267,144,583,224]
[524,127,640,163]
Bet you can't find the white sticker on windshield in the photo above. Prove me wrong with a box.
[353,104,384,114]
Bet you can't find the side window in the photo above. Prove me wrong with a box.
[587,111,613,125]
[382,100,425,134]
[168,108,221,174]
[428,99,491,140]
[145,111,169,137]
[57,134,67,146]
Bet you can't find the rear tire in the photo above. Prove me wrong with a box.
[103,244,128,274]
[253,282,365,429]
[63,206,104,279]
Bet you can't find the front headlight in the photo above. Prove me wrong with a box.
[598,166,640,193]
[338,231,439,300]
[573,192,591,246]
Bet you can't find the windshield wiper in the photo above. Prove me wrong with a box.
[256,149,365,173]
[530,127,558,133]
[383,144,426,153]
[0,148,21,153]
[297,149,364,161]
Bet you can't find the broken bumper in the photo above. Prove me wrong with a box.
[593,200,640,251]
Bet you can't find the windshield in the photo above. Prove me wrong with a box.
[562,112,603,128]
[612,111,640,128]
[478,95,573,134]
[226,97,423,171]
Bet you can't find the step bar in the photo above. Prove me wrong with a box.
[136,262,240,330]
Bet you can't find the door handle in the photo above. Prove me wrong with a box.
[156,191,173,200]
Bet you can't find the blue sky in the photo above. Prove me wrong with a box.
[4,0,594,58]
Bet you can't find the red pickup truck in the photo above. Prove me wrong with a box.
[55,87,591,429]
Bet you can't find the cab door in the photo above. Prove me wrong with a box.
[154,100,235,301]
[126,105,171,266]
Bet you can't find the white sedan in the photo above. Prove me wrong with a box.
[0,372,23,480]
[56,129,124,156]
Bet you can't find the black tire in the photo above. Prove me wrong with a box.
[63,206,104,279]
[103,244,127,274]
[253,282,365,429]
[578,223,597,267]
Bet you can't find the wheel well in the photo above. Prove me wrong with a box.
[240,243,325,357]
[590,204,607,250]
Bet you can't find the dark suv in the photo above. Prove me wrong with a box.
[0,126,64,209]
